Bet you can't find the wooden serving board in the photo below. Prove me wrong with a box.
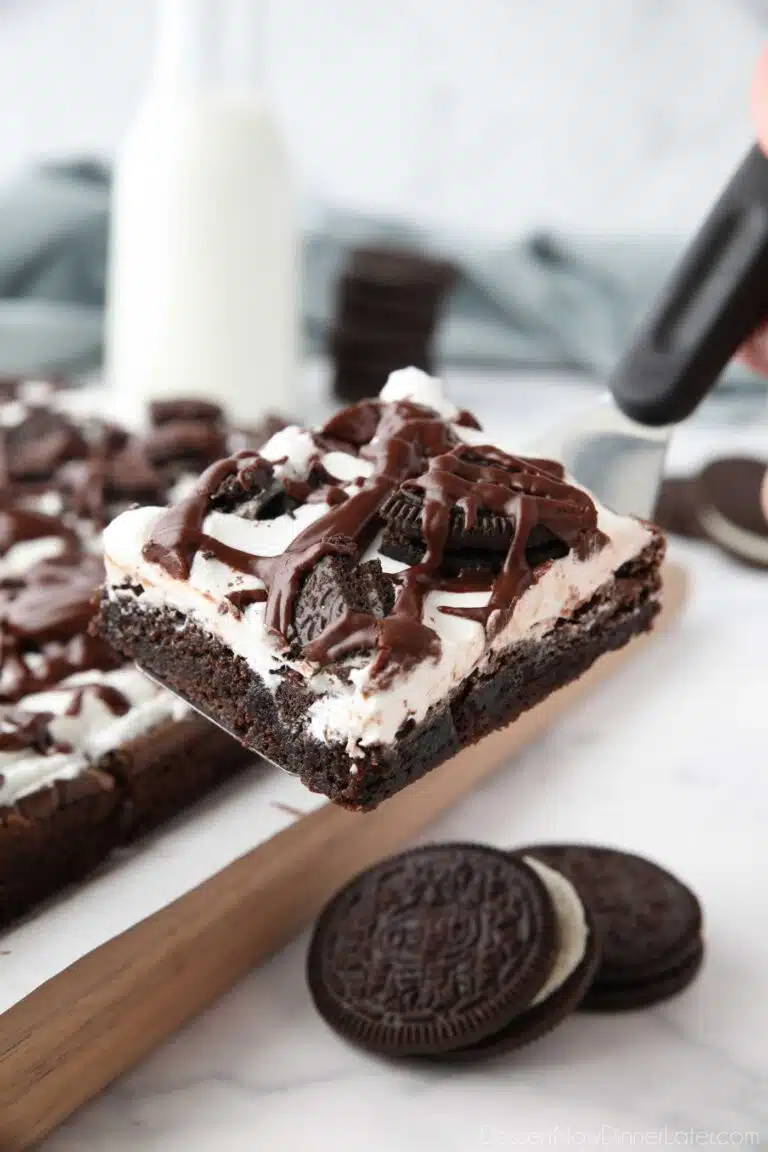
[0,563,688,1150]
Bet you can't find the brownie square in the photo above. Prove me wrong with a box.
[98,369,666,811]
[0,768,119,929]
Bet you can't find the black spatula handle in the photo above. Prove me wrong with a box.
[610,143,768,426]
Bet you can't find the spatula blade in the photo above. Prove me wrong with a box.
[136,664,297,775]
[526,394,672,520]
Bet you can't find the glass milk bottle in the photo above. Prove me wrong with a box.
[105,0,297,426]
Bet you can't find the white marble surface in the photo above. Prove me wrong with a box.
[40,370,768,1149]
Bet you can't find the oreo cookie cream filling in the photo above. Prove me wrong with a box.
[98,369,665,809]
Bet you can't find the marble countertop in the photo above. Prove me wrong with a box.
[44,372,768,1150]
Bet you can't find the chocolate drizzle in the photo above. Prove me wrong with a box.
[0,407,88,482]
[1,554,107,643]
[0,502,79,558]
[399,445,603,635]
[0,393,268,786]
[223,587,268,617]
[57,431,165,526]
[141,396,605,680]
[62,682,131,717]
[142,453,275,579]
[0,633,121,704]
[0,709,52,753]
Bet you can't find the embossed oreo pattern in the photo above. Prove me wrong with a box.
[441,905,601,1061]
[307,843,558,1056]
[525,845,703,984]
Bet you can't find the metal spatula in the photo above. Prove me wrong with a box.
[529,143,768,519]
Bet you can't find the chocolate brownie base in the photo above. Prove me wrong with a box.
[105,713,255,839]
[0,719,254,932]
[97,535,664,811]
[0,770,119,930]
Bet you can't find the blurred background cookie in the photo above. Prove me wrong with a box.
[653,457,768,570]
[694,456,768,569]
[329,245,457,402]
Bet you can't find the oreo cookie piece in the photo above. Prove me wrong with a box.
[3,553,108,644]
[694,456,768,568]
[3,409,88,481]
[652,477,705,540]
[381,488,513,553]
[380,489,569,574]
[306,844,559,1057]
[523,844,704,1011]
[292,546,395,650]
[109,437,167,501]
[207,454,279,518]
[438,857,601,1061]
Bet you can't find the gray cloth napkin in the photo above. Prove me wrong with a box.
[0,160,760,393]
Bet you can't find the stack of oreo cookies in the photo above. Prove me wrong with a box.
[329,246,457,403]
[307,842,704,1062]
[654,457,768,569]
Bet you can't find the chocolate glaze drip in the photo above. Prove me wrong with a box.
[58,431,166,525]
[142,453,272,579]
[0,393,300,771]
[144,420,227,467]
[322,401,382,447]
[401,445,604,636]
[2,407,88,482]
[142,398,605,679]
[454,408,483,431]
[223,587,268,618]
[0,709,52,753]
[282,461,350,512]
[0,502,79,558]
[62,682,131,717]
[1,554,107,643]
[0,633,121,705]
[0,544,122,705]
[313,486,348,507]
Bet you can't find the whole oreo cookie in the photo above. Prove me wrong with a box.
[652,477,705,540]
[522,844,704,1011]
[584,941,705,1012]
[437,857,601,1061]
[694,456,768,568]
[307,843,559,1057]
